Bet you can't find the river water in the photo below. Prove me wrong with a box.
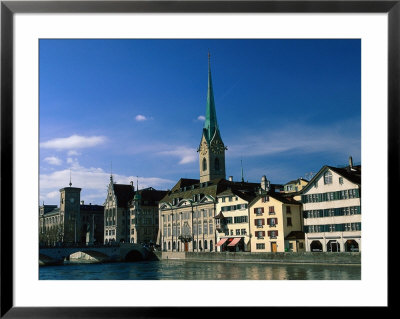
[39,260,361,280]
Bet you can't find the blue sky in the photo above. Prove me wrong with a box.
[39,39,361,205]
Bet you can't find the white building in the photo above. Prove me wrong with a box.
[301,158,361,252]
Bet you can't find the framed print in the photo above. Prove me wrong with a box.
[1,0,394,317]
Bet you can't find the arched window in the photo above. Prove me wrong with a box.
[324,171,332,184]
[210,240,213,251]
[168,241,171,250]
[203,158,207,171]
[199,240,202,251]
[204,240,208,250]
[215,157,220,170]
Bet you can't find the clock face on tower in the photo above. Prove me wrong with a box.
[69,197,75,204]
[211,139,225,154]
[200,140,208,155]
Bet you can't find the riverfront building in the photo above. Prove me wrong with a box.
[301,157,361,252]
[249,182,304,253]
[129,187,167,245]
[104,176,135,244]
[103,176,167,245]
[39,183,104,245]
[214,187,257,252]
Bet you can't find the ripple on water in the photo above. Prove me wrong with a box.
[39,260,361,280]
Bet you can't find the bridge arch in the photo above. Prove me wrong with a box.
[124,250,144,262]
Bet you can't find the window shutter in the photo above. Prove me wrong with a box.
[261,207,264,213]
[262,231,265,237]
[267,219,270,225]
[262,219,265,225]
[275,230,278,236]
[267,231,271,236]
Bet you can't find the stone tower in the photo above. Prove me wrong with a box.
[59,178,81,243]
[198,53,226,183]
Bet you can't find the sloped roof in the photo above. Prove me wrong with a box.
[160,178,260,204]
[249,191,302,206]
[113,184,135,208]
[130,188,168,206]
[300,164,361,194]
[328,165,361,185]
[285,178,309,185]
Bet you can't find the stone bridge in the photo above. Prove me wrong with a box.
[39,243,150,265]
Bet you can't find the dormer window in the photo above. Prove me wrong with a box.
[324,171,332,184]
[202,158,207,171]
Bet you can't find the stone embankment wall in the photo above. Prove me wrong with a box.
[152,251,360,265]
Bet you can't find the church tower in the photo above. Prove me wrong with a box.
[198,53,226,183]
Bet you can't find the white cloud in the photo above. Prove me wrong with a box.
[158,147,197,165]
[67,150,80,156]
[43,156,62,166]
[40,135,106,150]
[40,160,174,205]
[135,114,148,122]
[228,122,360,159]
[197,115,205,121]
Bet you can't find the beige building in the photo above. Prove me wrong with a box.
[301,157,361,252]
[104,176,135,244]
[214,187,257,252]
[249,189,304,253]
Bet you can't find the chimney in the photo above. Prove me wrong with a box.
[130,181,135,191]
[228,176,233,182]
[81,200,84,205]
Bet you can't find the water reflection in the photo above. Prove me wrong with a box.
[40,260,361,280]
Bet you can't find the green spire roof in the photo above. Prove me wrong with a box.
[203,53,219,142]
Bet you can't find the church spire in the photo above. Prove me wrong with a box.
[203,52,219,142]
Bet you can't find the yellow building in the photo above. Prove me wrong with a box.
[214,188,257,252]
[249,191,304,253]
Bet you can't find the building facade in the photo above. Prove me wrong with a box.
[129,187,167,245]
[103,176,135,244]
[249,190,304,253]
[214,188,256,252]
[301,158,361,252]
[39,183,104,246]
[80,202,104,244]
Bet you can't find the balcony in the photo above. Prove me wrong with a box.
[256,225,264,228]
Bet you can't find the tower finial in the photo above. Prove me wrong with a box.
[69,169,72,187]
[137,176,139,191]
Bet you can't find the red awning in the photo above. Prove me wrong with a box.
[216,238,228,246]
[227,237,241,246]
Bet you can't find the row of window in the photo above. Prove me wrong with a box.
[304,206,361,219]
[221,204,248,212]
[163,223,215,237]
[225,228,247,236]
[105,229,116,236]
[163,239,214,251]
[304,222,361,233]
[254,218,278,226]
[255,230,278,239]
[301,189,360,203]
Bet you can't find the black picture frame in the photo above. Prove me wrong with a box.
[1,0,394,317]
